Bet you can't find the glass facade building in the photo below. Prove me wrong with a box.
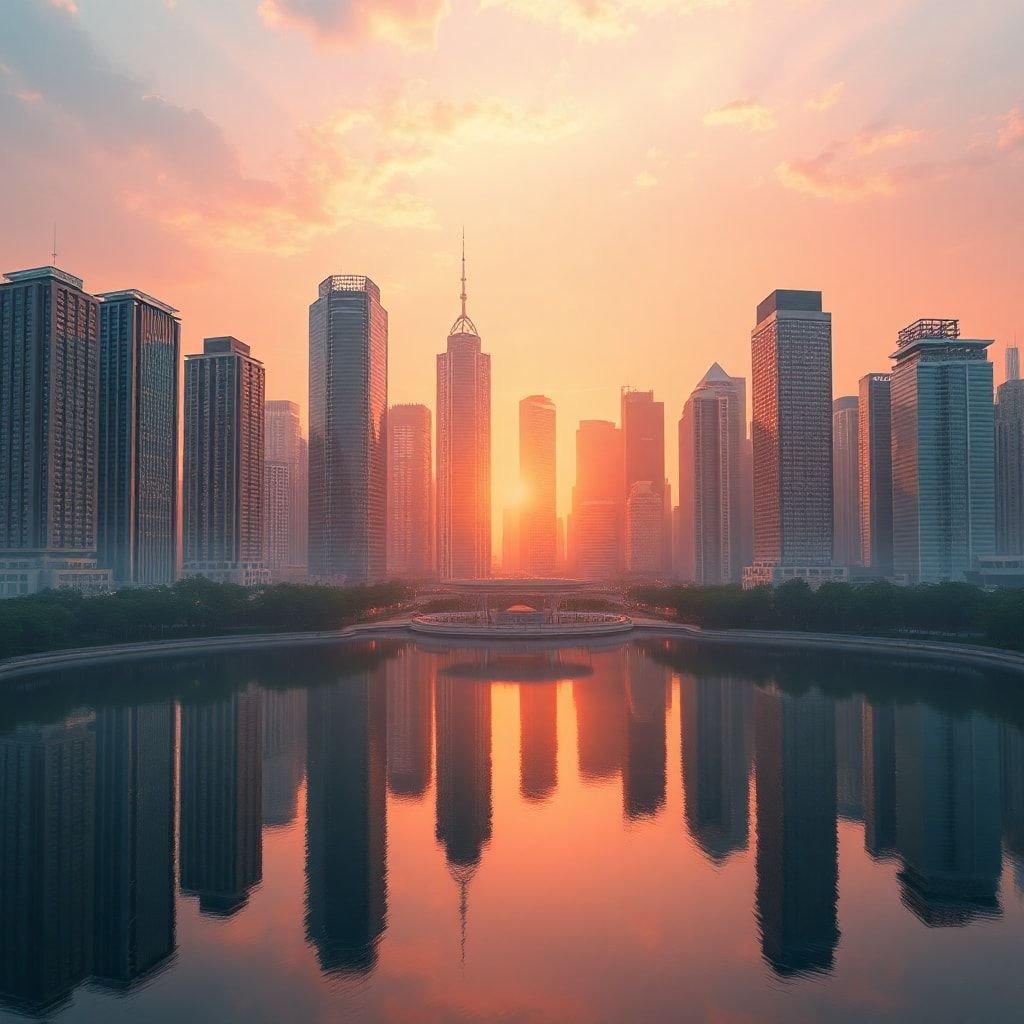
[995,379,1024,555]
[678,363,747,584]
[858,373,894,575]
[832,396,860,567]
[183,337,266,585]
[437,302,491,581]
[750,289,833,567]
[387,403,434,578]
[518,395,557,576]
[890,319,995,583]
[308,277,388,582]
[621,390,666,571]
[96,290,180,586]
[265,399,308,576]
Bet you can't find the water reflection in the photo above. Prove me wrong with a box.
[1,639,1024,1020]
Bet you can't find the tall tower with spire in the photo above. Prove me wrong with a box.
[437,235,491,579]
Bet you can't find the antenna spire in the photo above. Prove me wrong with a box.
[460,227,467,319]
[51,223,58,266]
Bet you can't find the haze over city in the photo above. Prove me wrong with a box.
[2,0,1022,540]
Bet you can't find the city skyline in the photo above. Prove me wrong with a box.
[2,1,1021,546]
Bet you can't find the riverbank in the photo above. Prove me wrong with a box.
[3,614,1024,684]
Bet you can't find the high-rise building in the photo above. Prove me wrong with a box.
[858,374,894,575]
[518,395,556,576]
[0,266,112,596]
[1007,346,1021,383]
[678,364,747,584]
[621,389,665,570]
[96,290,180,587]
[891,319,995,583]
[387,404,433,578]
[309,276,388,582]
[572,420,623,579]
[437,249,490,579]
[183,337,267,587]
[265,400,307,577]
[832,397,860,567]
[996,378,1024,554]
[625,481,663,577]
[749,290,833,576]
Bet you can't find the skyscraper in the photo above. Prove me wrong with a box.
[625,481,663,577]
[265,400,307,578]
[572,420,623,579]
[678,364,747,584]
[0,266,111,596]
[387,404,434,578]
[749,289,833,575]
[518,395,557,576]
[858,374,894,575]
[183,337,267,587]
[437,248,490,580]
[996,377,1024,554]
[1007,345,1021,383]
[96,290,180,587]
[621,389,665,570]
[891,319,995,583]
[832,396,860,567]
[309,276,388,582]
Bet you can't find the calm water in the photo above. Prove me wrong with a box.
[2,637,1024,1023]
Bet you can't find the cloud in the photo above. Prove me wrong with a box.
[852,124,924,155]
[703,98,775,132]
[632,146,667,188]
[805,81,844,112]
[258,0,449,48]
[776,147,896,200]
[0,3,582,253]
[997,106,1024,151]
[483,0,740,41]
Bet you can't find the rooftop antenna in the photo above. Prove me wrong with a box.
[460,227,468,320]
[50,223,58,266]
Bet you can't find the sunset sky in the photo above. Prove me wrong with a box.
[2,0,1022,546]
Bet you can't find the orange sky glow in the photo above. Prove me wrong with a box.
[1,0,1022,550]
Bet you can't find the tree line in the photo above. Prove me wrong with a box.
[0,578,412,660]
[630,580,1024,650]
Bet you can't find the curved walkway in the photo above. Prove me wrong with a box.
[632,619,1024,676]
[0,619,411,682]
[3,615,1024,685]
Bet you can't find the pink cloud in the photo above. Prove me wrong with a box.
[258,0,449,49]
[852,124,925,155]
[703,98,775,132]
[997,106,1024,151]
[805,81,845,112]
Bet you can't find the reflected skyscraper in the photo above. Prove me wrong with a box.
[755,686,839,977]
[179,685,262,916]
[435,668,492,959]
[835,695,864,821]
[92,704,176,988]
[260,687,307,828]
[1000,722,1024,892]
[308,276,388,582]
[863,700,898,860]
[573,646,627,782]
[623,647,668,818]
[0,717,96,1015]
[437,245,491,579]
[306,674,388,973]
[387,646,434,799]
[519,682,558,801]
[895,704,1002,925]
[680,675,752,862]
